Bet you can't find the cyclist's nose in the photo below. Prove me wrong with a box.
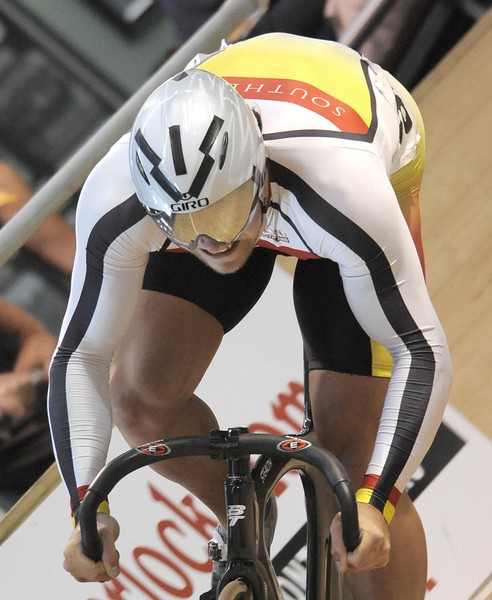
[196,235,231,254]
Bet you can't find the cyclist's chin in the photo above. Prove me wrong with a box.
[194,240,255,274]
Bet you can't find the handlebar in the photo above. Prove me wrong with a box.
[78,431,361,561]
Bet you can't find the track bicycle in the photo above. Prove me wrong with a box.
[79,421,361,599]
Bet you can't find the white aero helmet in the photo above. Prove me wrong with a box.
[129,68,266,250]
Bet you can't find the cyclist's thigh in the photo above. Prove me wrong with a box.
[294,257,388,376]
[293,258,390,473]
[112,248,277,402]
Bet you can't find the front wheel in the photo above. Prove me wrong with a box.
[218,579,254,600]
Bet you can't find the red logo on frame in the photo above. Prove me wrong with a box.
[277,438,312,452]
[138,442,171,456]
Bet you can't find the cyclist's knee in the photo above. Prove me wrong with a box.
[110,355,198,431]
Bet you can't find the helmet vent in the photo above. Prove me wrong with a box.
[187,115,225,198]
[219,132,229,170]
[134,128,183,202]
[135,153,150,184]
[199,115,224,154]
[173,71,188,82]
[169,125,187,176]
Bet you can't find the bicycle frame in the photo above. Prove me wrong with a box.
[79,427,360,599]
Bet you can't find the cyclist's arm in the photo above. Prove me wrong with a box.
[48,136,164,523]
[319,152,450,571]
[300,145,451,521]
[336,179,451,524]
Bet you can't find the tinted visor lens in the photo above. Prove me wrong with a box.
[151,180,258,250]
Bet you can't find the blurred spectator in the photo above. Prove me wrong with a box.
[157,0,331,47]
[0,162,75,514]
[157,0,223,45]
[248,0,437,72]
[156,0,436,75]
[155,0,330,58]
[246,0,333,40]
[323,0,435,71]
[0,297,56,515]
[0,161,75,278]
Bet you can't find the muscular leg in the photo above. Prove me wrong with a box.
[310,370,427,600]
[110,290,228,524]
[110,247,277,527]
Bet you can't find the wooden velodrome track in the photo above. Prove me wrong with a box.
[0,7,491,544]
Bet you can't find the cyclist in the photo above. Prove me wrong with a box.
[50,33,451,599]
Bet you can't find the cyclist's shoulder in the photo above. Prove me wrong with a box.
[88,132,131,185]
[193,35,394,151]
[201,33,370,103]
[79,132,135,212]
[208,33,360,67]
[76,132,158,249]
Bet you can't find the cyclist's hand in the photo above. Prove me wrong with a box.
[330,503,390,573]
[64,513,121,582]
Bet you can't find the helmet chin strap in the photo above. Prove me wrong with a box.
[189,211,202,239]
[255,170,271,242]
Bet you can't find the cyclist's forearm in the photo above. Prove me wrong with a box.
[48,348,113,518]
[358,322,451,522]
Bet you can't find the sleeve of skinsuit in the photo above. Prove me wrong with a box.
[48,134,165,520]
[277,144,452,523]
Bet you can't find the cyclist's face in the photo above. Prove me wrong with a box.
[191,201,265,274]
